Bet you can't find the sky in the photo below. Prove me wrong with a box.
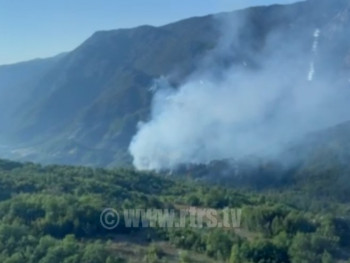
[0,0,300,65]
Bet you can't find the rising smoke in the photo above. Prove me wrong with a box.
[307,28,320,81]
[129,1,350,171]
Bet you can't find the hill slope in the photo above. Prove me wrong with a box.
[0,0,349,167]
[0,158,349,262]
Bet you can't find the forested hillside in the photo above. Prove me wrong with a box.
[0,159,349,262]
[1,0,350,262]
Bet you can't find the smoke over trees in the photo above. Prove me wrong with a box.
[129,0,350,171]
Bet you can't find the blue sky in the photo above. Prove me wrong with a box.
[0,0,300,65]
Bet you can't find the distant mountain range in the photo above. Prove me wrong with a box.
[0,0,349,168]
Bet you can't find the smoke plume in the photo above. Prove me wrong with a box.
[129,1,350,170]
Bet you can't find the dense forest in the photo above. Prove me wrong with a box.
[0,0,349,262]
[0,158,349,262]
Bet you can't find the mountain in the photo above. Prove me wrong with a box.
[0,15,219,166]
[0,0,349,167]
[0,55,64,137]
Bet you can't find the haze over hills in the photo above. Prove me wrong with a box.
[2,1,350,262]
[0,14,219,166]
[0,0,349,170]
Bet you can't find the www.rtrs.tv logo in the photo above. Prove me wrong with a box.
[100,207,242,230]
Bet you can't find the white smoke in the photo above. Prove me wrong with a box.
[307,62,315,81]
[308,28,321,81]
[129,7,350,171]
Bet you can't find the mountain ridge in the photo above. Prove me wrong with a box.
[0,0,349,167]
